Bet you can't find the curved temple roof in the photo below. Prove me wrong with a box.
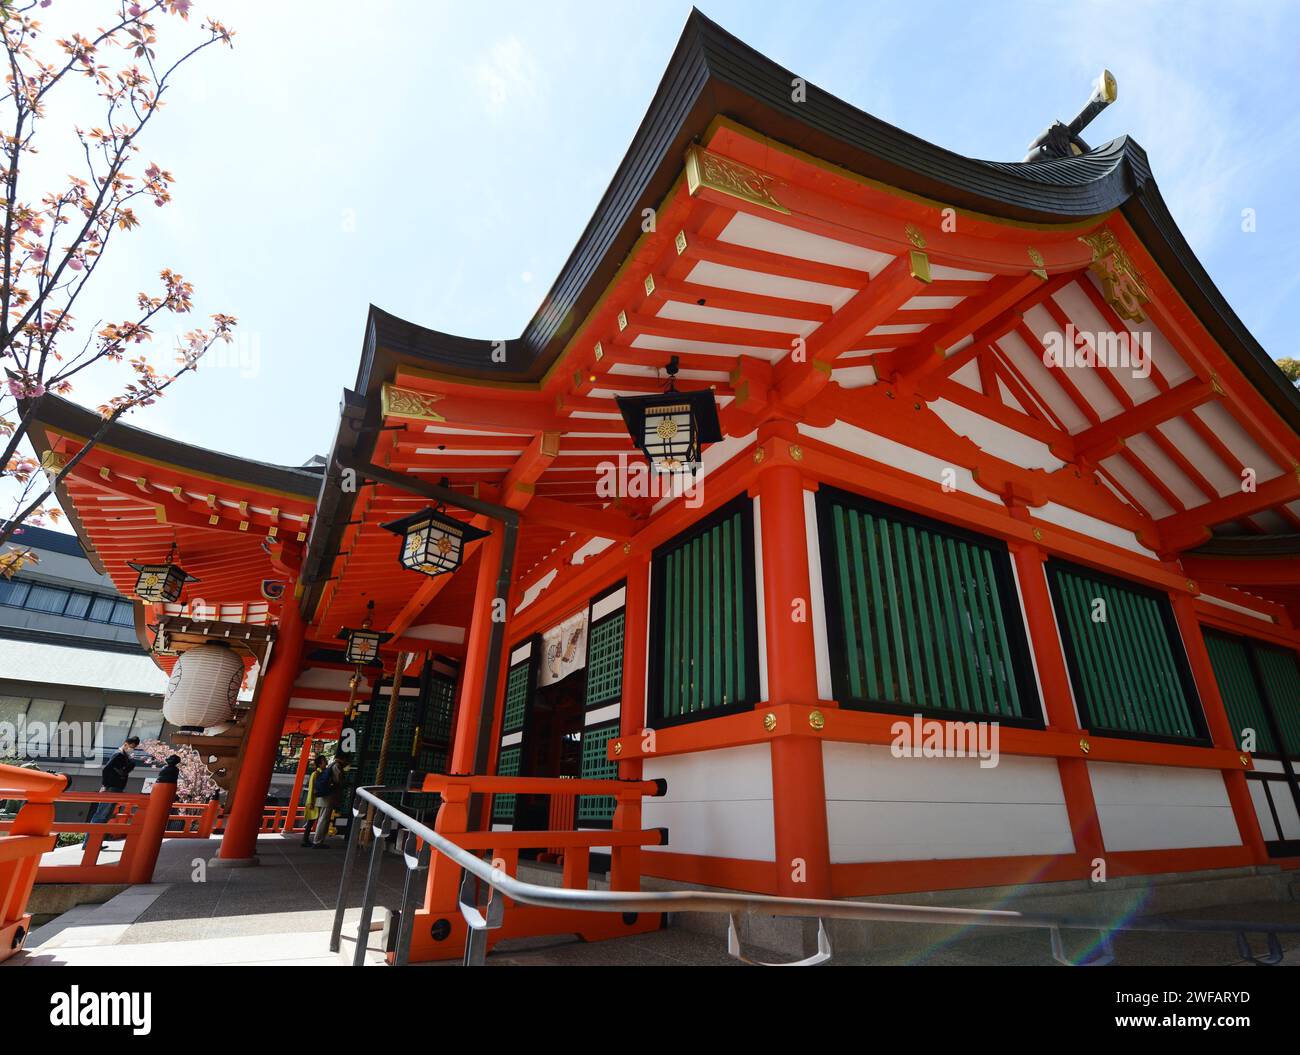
[27,9,1300,650]
[354,9,1299,438]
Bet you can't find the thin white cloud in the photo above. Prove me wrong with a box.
[474,36,542,117]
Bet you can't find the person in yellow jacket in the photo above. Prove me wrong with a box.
[299,754,327,847]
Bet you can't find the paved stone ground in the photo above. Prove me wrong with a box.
[9,834,1300,966]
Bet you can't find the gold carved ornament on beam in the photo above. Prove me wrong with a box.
[1079,228,1151,323]
[684,145,790,215]
[380,383,446,423]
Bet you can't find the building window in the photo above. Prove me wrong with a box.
[1046,559,1206,743]
[577,720,619,825]
[0,696,71,760]
[584,609,624,708]
[0,576,136,627]
[648,494,758,726]
[24,584,71,614]
[1205,631,1300,758]
[63,592,91,619]
[817,487,1040,724]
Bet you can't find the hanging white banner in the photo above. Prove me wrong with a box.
[538,609,588,687]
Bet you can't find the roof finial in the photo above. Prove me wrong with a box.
[1023,69,1118,163]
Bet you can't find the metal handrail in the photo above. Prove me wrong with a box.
[334,785,1300,966]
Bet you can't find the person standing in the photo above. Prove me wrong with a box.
[88,736,141,834]
[310,752,350,848]
[299,754,327,847]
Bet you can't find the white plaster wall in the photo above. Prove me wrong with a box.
[642,744,775,861]
[823,742,1075,862]
[1087,761,1242,851]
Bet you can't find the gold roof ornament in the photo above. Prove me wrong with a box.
[381,383,446,423]
[684,145,789,215]
[1079,227,1151,323]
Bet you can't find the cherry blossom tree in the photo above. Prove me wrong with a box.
[139,737,218,802]
[0,0,236,566]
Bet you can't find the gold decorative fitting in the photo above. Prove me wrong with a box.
[617,310,628,332]
[1079,737,1091,754]
[1079,228,1150,322]
[622,542,631,555]
[1209,372,1223,396]
[674,230,687,255]
[39,450,67,476]
[753,447,766,464]
[1240,754,1250,768]
[684,145,789,215]
[808,710,826,731]
[908,249,932,284]
[613,740,623,756]
[904,223,926,249]
[762,712,777,732]
[593,341,604,362]
[789,443,803,461]
[297,531,307,542]
[1027,246,1048,281]
[1186,579,1198,594]
[1032,528,1043,541]
[381,383,446,423]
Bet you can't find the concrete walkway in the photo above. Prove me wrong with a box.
[8,834,1300,966]
[10,833,398,967]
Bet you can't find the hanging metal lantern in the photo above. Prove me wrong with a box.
[127,548,198,604]
[148,623,177,657]
[337,624,391,665]
[615,355,721,474]
[162,642,244,730]
[381,504,489,577]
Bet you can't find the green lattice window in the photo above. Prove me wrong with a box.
[1047,561,1205,742]
[585,611,625,707]
[492,745,521,822]
[502,661,530,734]
[818,489,1038,723]
[1256,646,1300,756]
[1206,633,1278,754]
[356,687,421,789]
[650,495,757,725]
[577,721,619,824]
[426,671,455,741]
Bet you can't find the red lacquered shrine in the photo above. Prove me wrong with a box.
[32,13,1300,960]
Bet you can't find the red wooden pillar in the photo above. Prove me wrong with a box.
[282,734,313,833]
[756,430,832,898]
[448,525,506,774]
[1170,592,1268,863]
[219,593,306,861]
[421,525,507,927]
[1009,541,1104,864]
[611,557,650,891]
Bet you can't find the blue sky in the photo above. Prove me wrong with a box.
[21,0,1300,504]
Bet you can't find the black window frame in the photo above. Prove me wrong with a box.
[816,485,1043,729]
[1046,557,1209,746]
[647,493,759,729]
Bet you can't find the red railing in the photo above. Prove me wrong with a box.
[405,773,667,960]
[164,800,222,839]
[0,780,177,888]
[542,790,577,863]
[0,763,70,961]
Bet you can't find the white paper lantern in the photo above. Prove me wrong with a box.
[162,642,244,730]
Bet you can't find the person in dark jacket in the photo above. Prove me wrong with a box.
[310,752,350,847]
[88,736,141,831]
